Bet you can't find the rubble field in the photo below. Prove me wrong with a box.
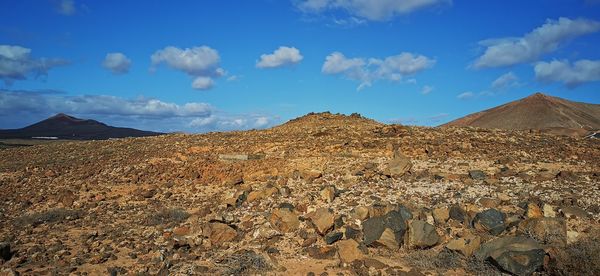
[1,112,599,275]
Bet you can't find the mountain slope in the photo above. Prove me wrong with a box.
[442,93,600,130]
[0,113,163,140]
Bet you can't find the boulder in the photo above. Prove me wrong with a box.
[351,206,370,221]
[446,235,481,257]
[324,232,343,245]
[384,150,412,177]
[542,204,556,218]
[475,236,545,276]
[432,207,449,224]
[526,203,543,219]
[307,245,337,259]
[449,205,467,223]
[309,208,335,235]
[0,242,11,261]
[320,186,336,203]
[478,197,500,208]
[206,223,237,245]
[519,217,567,246]
[472,209,506,235]
[269,208,300,233]
[468,170,486,180]
[301,170,323,182]
[336,239,365,264]
[362,210,409,250]
[406,220,440,248]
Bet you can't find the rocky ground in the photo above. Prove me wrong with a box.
[0,112,599,275]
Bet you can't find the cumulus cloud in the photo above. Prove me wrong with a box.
[0,45,68,85]
[421,85,433,94]
[473,17,600,68]
[295,0,450,21]
[322,51,434,90]
[534,59,600,88]
[491,71,519,90]
[457,91,474,100]
[256,46,304,68]
[0,90,278,132]
[56,0,76,15]
[102,52,131,74]
[150,46,225,90]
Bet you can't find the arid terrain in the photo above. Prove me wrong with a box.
[1,112,599,275]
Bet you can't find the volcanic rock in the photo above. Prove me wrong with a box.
[336,239,365,264]
[519,217,567,246]
[475,236,545,276]
[406,220,440,248]
[269,208,300,233]
[473,209,506,235]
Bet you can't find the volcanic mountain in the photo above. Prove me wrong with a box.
[0,113,163,140]
[442,93,600,133]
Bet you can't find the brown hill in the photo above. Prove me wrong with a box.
[442,93,600,131]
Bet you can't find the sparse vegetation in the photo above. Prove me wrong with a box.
[546,229,600,275]
[143,208,190,226]
[15,208,82,227]
[219,250,271,275]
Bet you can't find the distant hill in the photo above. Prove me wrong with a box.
[442,93,600,134]
[0,113,163,140]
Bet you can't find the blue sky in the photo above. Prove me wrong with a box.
[1,0,599,132]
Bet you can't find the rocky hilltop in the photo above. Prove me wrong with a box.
[0,112,599,275]
[443,93,600,135]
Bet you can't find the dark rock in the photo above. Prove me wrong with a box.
[0,242,12,261]
[473,209,506,235]
[362,210,409,248]
[468,170,486,180]
[344,226,361,240]
[306,245,337,259]
[475,236,545,276]
[324,232,343,245]
[449,205,467,223]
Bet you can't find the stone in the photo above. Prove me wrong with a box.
[58,189,77,207]
[560,206,589,219]
[406,220,439,248]
[363,258,388,269]
[320,186,336,203]
[336,239,364,264]
[362,211,409,249]
[0,242,11,261]
[566,231,580,244]
[206,223,237,245]
[519,218,567,246]
[449,205,467,223]
[301,170,323,182]
[475,236,545,276]
[468,170,486,180]
[542,204,556,218]
[446,235,481,257]
[324,232,343,245]
[270,208,300,233]
[384,150,412,177]
[307,245,337,259]
[526,203,543,219]
[223,175,244,186]
[344,226,361,240]
[432,207,449,224]
[309,208,335,235]
[472,209,506,235]
[479,197,500,208]
[351,206,370,221]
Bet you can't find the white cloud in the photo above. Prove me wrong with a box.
[57,0,76,15]
[322,51,434,90]
[473,17,600,68]
[0,45,68,85]
[421,85,433,94]
[295,0,450,21]
[534,59,600,88]
[189,114,274,131]
[457,91,474,100]
[257,46,304,68]
[150,46,225,90]
[102,52,131,74]
[491,71,519,90]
